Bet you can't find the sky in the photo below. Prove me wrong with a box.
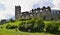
[0,0,60,20]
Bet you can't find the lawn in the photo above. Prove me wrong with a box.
[0,28,55,35]
[0,20,60,35]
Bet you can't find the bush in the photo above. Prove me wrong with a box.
[19,18,32,21]
[18,21,26,31]
[34,18,45,32]
[6,24,17,29]
[18,20,35,32]
[43,16,46,20]
[0,26,3,28]
[10,19,15,22]
[46,22,58,33]
[18,17,45,32]
[0,19,7,24]
[26,19,35,32]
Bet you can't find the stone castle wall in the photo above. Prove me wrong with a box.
[15,6,60,20]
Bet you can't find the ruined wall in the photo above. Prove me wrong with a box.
[15,6,60,20]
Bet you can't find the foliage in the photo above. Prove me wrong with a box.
[0,19,7,24]
[18,17,45,32]
[34,18,45,32]
[6,24,17,29]
[46,22,58,33]
[43,16,46,20]
[10,19,15,22]
[0,18,60,35]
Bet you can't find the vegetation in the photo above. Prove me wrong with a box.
[0,17,60,35]
[6,24,17,29]
[10,19,16,22]
[18,18,45,32]
[46,22,58,33]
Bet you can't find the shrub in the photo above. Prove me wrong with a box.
[51,18,54,20]
[10,19,15,22]
[43,16,46,20]
[6,24,17,29]
[0,26,3,28]
[46,22,58,33]
[18,17,45,32]
[26,20,35,32]
[0,19,7,24]
[18,20,35,32]
[19,18,32,21]
[18,21,27,31]
[34,18,45,32]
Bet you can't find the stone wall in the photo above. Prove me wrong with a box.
[15,6,21,19]
[15,6,60,20]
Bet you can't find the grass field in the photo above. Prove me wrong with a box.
[0,20,60,35]
[0,28,55,35]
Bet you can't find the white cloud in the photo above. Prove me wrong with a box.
[53,0,60,10]
[0,0,40,20]
[33,0,54,9]
[0,13,6,20]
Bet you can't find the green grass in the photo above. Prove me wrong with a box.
[0,28,55,35]
[0,20,60,35]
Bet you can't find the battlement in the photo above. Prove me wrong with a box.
[15,6,60,20]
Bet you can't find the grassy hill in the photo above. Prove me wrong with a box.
[0,19,60,35]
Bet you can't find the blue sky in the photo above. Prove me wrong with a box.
[0,0,60,20]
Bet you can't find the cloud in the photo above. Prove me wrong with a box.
[53,0,60,10]
[0,13,6,20]
[0,3,6,10]
[0,0,40,20]
[33,0,54,9]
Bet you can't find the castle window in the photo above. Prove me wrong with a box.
[59,11,60,13]
[46,9,48,11]
[56,11,57,14]
[30,14,33,16]
[21,14,22,15]
[55,11,59,14]
[57,12,59,14]
[30,11,32,13]
[53,12,54,14]
[36,11,38,13]
[40,10,42,12]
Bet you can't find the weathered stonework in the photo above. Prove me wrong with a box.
[15,6,60,20]
[15,6,21,19]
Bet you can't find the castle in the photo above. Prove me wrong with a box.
[15,6,60,20]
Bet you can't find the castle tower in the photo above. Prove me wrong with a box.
[45,6,51,20]
[15,6,21,19]
[31,9,37,18]
[46,6,51,15]
[42,6,46,16]
[42,6,46,12]
[46,6,51,13]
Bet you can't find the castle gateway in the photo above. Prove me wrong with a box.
[15,6,60,20]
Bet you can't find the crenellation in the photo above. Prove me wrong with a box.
[15,5,60,20]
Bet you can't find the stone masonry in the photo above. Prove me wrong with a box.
[15,6,60,20]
